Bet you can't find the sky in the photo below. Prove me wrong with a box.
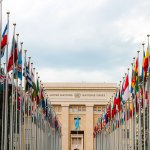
[2,0,150,83]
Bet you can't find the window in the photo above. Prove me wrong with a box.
[74,106,77,112]
[78,106,81,112]
[94,107,97,112]
[94,105,105,113]
[98,106,101,112]
[70,106,73,113]
[52,105,61,112]
[70,105,86,113]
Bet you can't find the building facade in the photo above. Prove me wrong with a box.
[44,83,117,150]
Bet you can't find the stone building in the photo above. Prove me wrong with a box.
[44,82,117,150]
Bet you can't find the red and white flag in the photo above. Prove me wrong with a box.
[122,74,129,102]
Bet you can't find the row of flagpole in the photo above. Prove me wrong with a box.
[0,4,62,150]
[94,35,150,150]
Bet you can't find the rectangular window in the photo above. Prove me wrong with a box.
[70,106,72,113]
[74,106,77,112]
[94,107,97,112]
[78,106,81,112]
[98,107,101,112]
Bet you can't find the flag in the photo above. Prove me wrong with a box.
[130,66,135,98]
[36,78,40,103]
[135,58,139,93]
[24,64,33,91]
[7,37,18,72]
[141,50,145,78]
[143,48,149,82]
[18,49,22,80]
[115,91,121,111]
[41,87,45,99]
[31,68,37,99]
[1,24,7,58]
[74,116,80,130]
[122,74,129,102]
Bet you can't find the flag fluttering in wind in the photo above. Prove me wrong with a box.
[122,74,129,102]
[75,116,80,130]
[18,49,22,80]
[1,24,7,58]
[7,37,18,72]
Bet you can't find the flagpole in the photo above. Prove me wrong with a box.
[0,0,3,73]
[19,42,23,150]
[24,49,27,150]
[147,34,150,149]
[131,62,134,150]
[15,33,19,150]
[27,56,31,150]
[132,56,137,150]
[1,63,5,150]
[36,72,38,150]
[30,62,33,150]
[1,74,4,150]
[127,68,130,150]
[9,23,16,150]
[142,43,146,150]
[3,12,9,150]
[137,50,141,150]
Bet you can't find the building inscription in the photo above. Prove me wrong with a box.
[49,93,106,98]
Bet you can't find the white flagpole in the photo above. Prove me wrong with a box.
[137,50,141,150]
[4,11,10,150]
[142,43,146,150]
[3,11,9,150]
[130,62,134,150]
[24,49,27,150]
[36,72,38,150]
[19,42,23,150]
[132,56,137,150]
[147,34,150,149]
[10,23,16,150]
[15,33,19,150]
[30,62,33,150]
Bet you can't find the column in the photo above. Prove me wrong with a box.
[86,104,94,150]
[62,105,69,150]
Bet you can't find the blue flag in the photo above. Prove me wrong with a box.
[74,116,80,130]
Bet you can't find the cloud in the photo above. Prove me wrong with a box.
[1,0,150,83]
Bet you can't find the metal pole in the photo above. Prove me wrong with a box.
[15,33,19,150]
[10,23,16,150]
[19,42,23,150]
[0,0,3,73]
[1,63,5,150]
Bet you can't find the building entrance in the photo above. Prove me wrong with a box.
[71,131,84,150]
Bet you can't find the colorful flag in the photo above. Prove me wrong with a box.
[141,50,145,79]
[143,48,149,82]
[135,58,139,93]
[122,74,129,102]
[1,24,7,58]
[7,37,18,72]
[18,49,22,80]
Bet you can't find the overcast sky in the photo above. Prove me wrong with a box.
[2,0,150,83]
